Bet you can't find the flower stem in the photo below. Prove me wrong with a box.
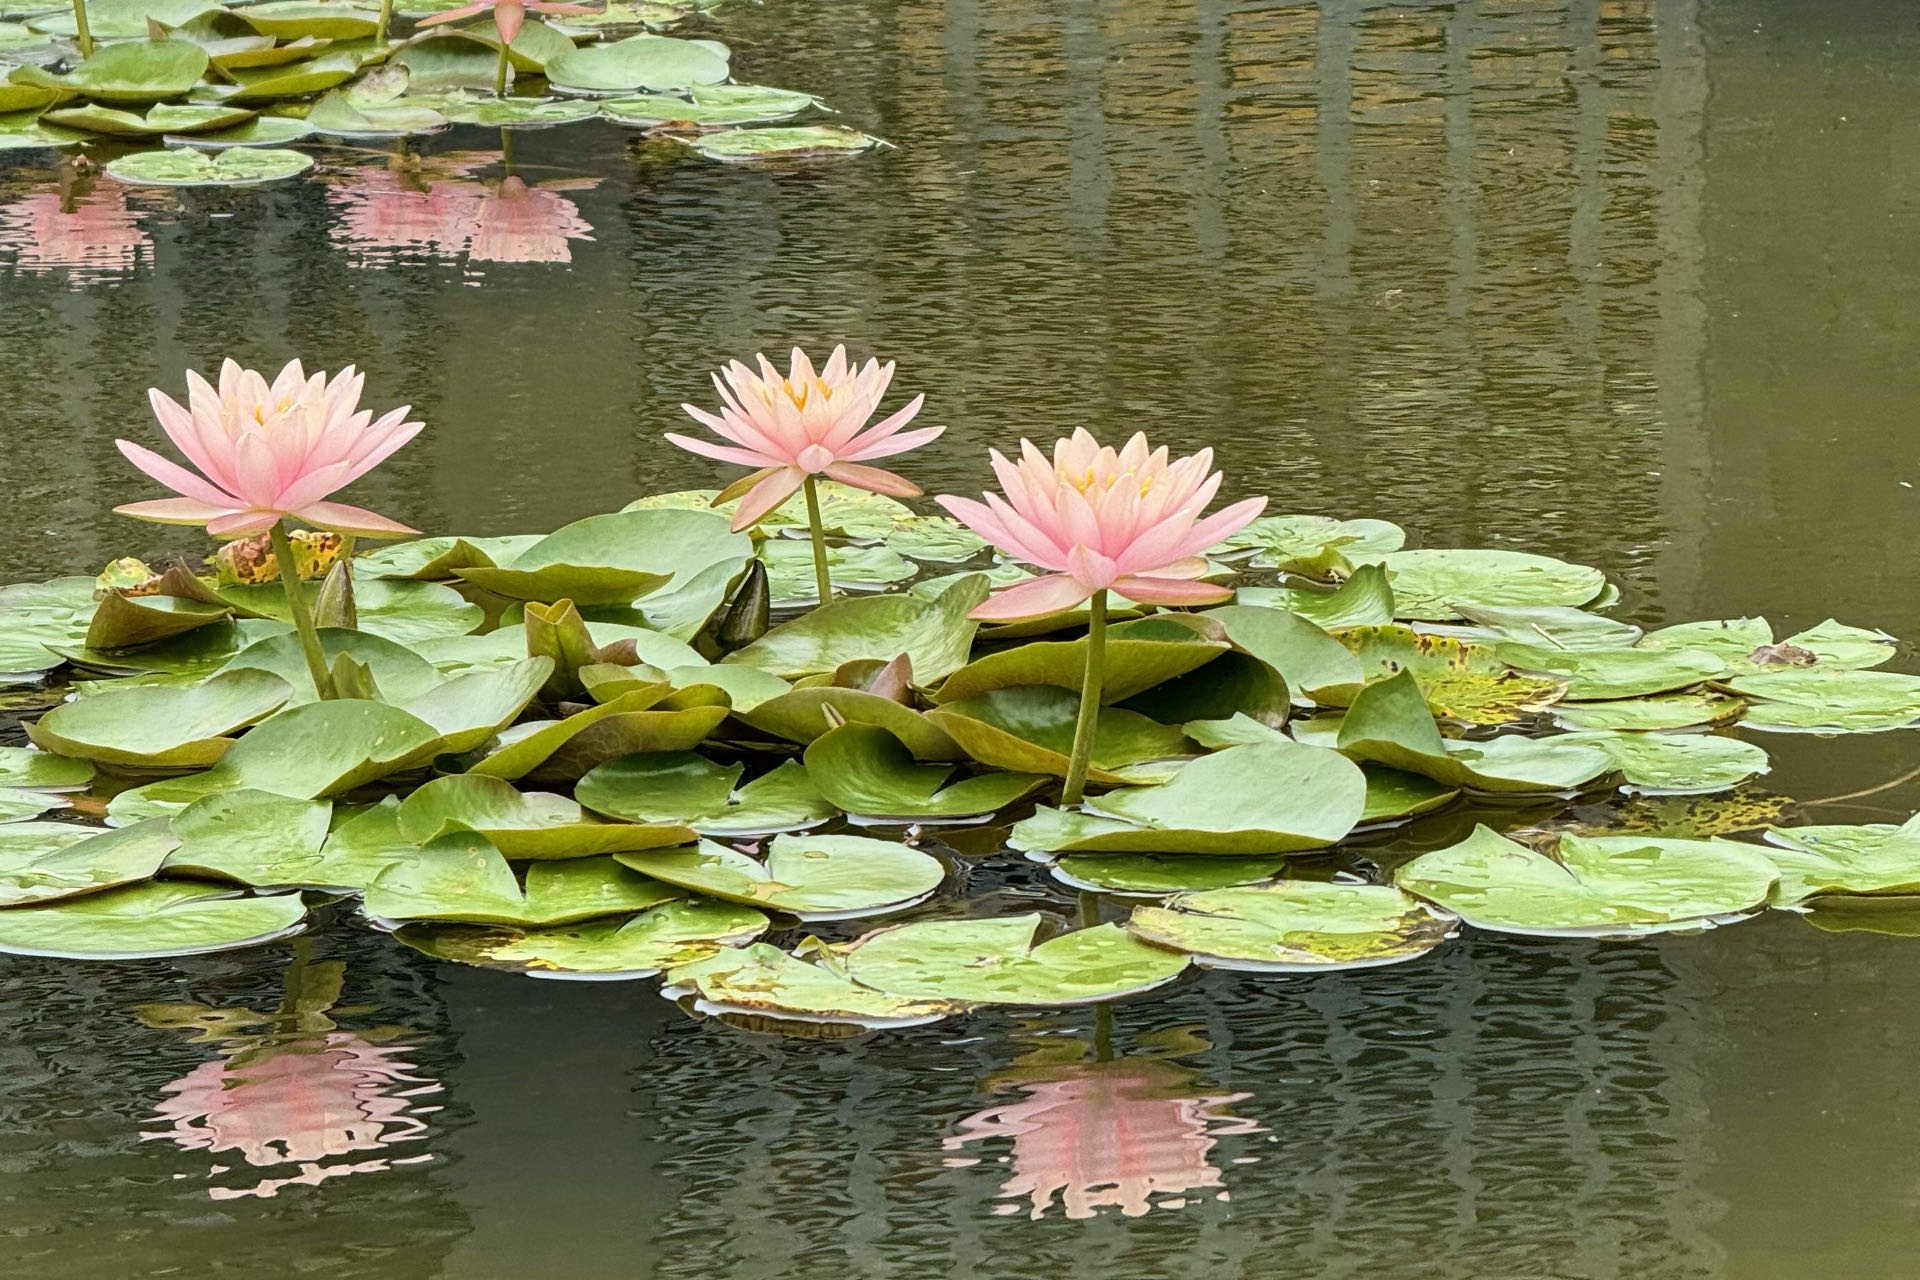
[1061,588,1107,806]
[801,474,832,605]
[374,0,392,45]
[71,0,93,58]
[270,521,335,701]
[493,40,510,97]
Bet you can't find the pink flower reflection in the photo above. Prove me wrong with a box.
[0,171,148,281]
[944,1057,1259,1221]
[328,154,597,267]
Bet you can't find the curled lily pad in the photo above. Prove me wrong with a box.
[1556,730,1770,794]
[689,125,881,162]
[925,685,1192,784]
[162,698,443,800]
[164,789,334,887]
[15,38,208,101]
[1127,882,1453,972]
[843,914,1188,1006]
[454,14,575,70]
[396,774,695,858]
[577,755,838,837]
[543,32,729,95]
[803,723,1045,822]
[481,697,730,784]
[1237,562,1395,630]
[618,834,944,921]
[25,668,292,767]
[234,2,383,37]
[664,942,964,1028]
[1497,643,1726,701]
[1335,670,1612,793]
[1048,853,1289,896]
[1725,669,1920,733]
[1201,605,1357,705]
[82,592,229,651]
[1360,765,1460,823]
[935,615,1226,706]
[456,510,749,606]
[359,534,545,580]
[440,94,598,127]
[398,898,769,980]
[723,574,988,683]
[1551,694,1744,732]
[217,49,362,99]
[206,34,334,71]
[1393,824,1777,937]
[1340,625,1566,724]
[365,832,680,927]
[1080,742,1367,854]
[740,685,961,759]
[1368,549,1608,621]
[0,85,64,115]
[1219,515,1404,575]
[0,819,177,906]
[1760,815,1920,904]
[44,102,255,137]
[0,879,306,959]
[103,146,314,187]
[0,747,93,792]
[398,656,552,754]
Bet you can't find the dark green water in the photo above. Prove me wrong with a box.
[2,0,1919,1275]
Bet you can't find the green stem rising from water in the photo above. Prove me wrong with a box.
[270,521,335,701]
[801,474,832,605]
[1060,588,1107,806]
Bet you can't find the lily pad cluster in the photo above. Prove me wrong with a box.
[0,486,1913,1028]
[0,0,884,183]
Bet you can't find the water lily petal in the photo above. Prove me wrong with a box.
[113,497,241,528]
[1111,574,1235,606]
[664,431,780,469]
[207,509,282,539]
[822,461,922,498]
[115,440,240,509]
[970,573,1095,622]
[729,467,806,531]
[292,501,420,539]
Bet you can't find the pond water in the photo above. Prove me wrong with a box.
[2,0,1918,1275]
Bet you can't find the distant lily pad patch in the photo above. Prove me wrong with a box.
[104,147,315,188]
[689,125,883,162]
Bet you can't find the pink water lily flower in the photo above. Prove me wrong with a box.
[416,0,596,46]
[668,345,943,530]
[937,429,1267,621]
[116,359,423,539]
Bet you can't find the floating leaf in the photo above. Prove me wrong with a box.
[617,834,944,921]
[577,754,837,836]
[0,110,89,151]
[1760,815,1920,904]
[1367,549,1608,621]
[1048,853,1289,896]
[359,534,545,581]
[1555,730,1769,794]
[1340,625,1565,724]
[219,626,442,704]
[306,85,448,137]
[440,93,598,127]
[15,38,208,101]
[1360,765,1459,824]
[467,687,725,781]
[25,668,292,767]
[364,832,679,926]
[664,942,963,1028]
[234,2,383,38]
[1199,605,1357,705]
[164,789,336,887]
[0,577,94,678]
[44,102,255,137]
[103,146,315,187]
[1237,562,1395,629]
[1074,742,1366,854]
[0,819,176,906]
[0,879,306,959]
[0,747,92,792]
[456,510,749,606]
[1727,669,1920,733]
[843,914,1188,1006]
[1393,824,1777,937]
[760,540,914,607]
[161,698,443,800]
[935,615,1226,706]
[397,656,551,754]
[1551,694,1743,732]
[544,32,729,94]
[217,49,362,99]
[740,685,961,759]
[690,124,880,162]
[803,723,1045,821]
[82,592,229,651]
[723,574,987,683]
[398,898,768,979]
[883,515,986,563]
[1640,617,1896,675]
[1127,881,1453,972]
[1219,514,1404,575]
[1453,603,1643,651]
[0,790,62,822]
[926,685,1192,783]
[1497,643,1726,701]
[395,774,694,858]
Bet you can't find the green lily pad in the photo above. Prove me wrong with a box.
[44,101,255,137]
[1360,765,1460,823]
[664,942,965,1028]
[440,93,598,127]
[0,577,94,678]
[935,615,1227,706]
[1340,625,1566,724]
[466,687,713,781]
[577,753,836,836]
[1127,881,1453,972]
[0,747,92,792]
[761,540,914,607]
[1183,713,1288,750]
[0,795,62,829]
[395,774,695,858]
[305,85,447,137]
[81,592,229,651]
[1236,562,1396,630]
[882,515,987,563]
[1727,669,1920,733]
[205,34,333,71]
[0,819,177,906]
[600,80,817,127]
[1048,853,1289,896]
[0,110,89,151]
[1636,617,1771,658]
[543,0,695,32]
[1800,895,1920,938]
[1555,730,1770,794]
[15,38,208,101]
[364,832,680,927]
[397,898,769,980]
[218,626,441,704]
[723,574,987,683]
[25,0,221,35]
[1200,605,1358,705]
[1335,670,1613,793]
[234,2,382,38]
[1497,642,1726,701]
[218,577,483,648]
[1219,514,1404,576]
[216,49,361,98]
[803,723,1045,822]
[103,145,314,187]
[1760,815,1920,904]
[740,685,961,759]
[162,698,443,800]
[617,834,944,921]
[1639,617,1897,675]
[1393,824,1778,937]
[544,31,728,94]
[453,14,574,70]
[1551,694,1744,732]
[1081,742,1367,854]
[0,878,306,959]
[1452,603,1643,651]
[456,510,749,606]
[0,85,65,115]
[388,33,502,90]
[25,668,292,767]
[397,656,551,754]
[163,788,336,887]
[289,796,419,890]
[925,685,1192,784]
[1366,549,1608,622]
[843,914,1188,1006]
[359,534,545,580]
[689,124,881,162]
